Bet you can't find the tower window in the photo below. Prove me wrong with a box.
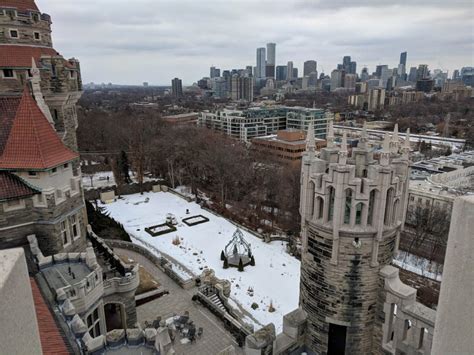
[2,69,15,78]
[9,29,19,38]
[34,32,41,40]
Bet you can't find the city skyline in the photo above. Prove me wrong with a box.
[37,0,473,85]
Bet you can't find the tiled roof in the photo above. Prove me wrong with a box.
[0,0,38,12]
[0,171,39,201]
[30,277,70,355]
[0,88,78,170]
[0,45,60,68]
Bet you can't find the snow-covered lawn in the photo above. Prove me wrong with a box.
[394,251,443,281]
[100,191,300,331]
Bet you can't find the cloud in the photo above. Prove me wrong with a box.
[36,0,474,85]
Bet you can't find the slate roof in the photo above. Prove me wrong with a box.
[0,0,39,12]
[0,45,63,68]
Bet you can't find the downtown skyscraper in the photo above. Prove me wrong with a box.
[256,47,266,79]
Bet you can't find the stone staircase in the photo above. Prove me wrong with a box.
[209,293,226,312]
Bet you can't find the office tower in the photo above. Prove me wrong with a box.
[171,77,183,98]
[266,43,276,65]
[293,67,298,79]
[343,55,351,69]
[287,61,294,80]
[380,67,393,88]
[210,66,220,78]
[408,67,417,82]
[256,47,266,79]
[276,65,288,81]
[344,73,357,90]
[416,78,435,92]
[460,67,474,87]
[230,74,253,102]
[348,61,357,75]
[308,72,318,87]
[304,60,317,76]
[266,64,275,78]
[399,51,407,66]
[452,69,460,80]
[330,69,344,91]
[246,66,253,76]
[375,65,388,78]
[416,64,429,80]
[360,67,369,82]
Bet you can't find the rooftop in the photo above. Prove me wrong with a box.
[42,262,92,290]
[0,0,38,12]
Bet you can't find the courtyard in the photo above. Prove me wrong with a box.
[101,191,301,331]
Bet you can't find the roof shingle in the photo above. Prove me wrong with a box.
[0,45,60,68]
[0,88,78,170]
[0,171,39,201]
[0,0,38,12]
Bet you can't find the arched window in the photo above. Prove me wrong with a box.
[327,186,335,222]
[368,190,377,226]
[344,189,352,224]
[317,197,324,219]
[384,188,395,225]
[355,203,364,225]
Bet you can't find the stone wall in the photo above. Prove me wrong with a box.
[84,181,161,201]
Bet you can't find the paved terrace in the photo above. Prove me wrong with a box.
[115,248,244,355]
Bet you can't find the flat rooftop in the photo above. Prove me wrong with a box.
[42,263,92,290]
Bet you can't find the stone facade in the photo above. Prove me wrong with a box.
[0,2,82,150]
[299,122,411,354]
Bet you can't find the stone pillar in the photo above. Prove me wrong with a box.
[432,195,474,354]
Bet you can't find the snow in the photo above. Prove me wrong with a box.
[100,191,301,331]
[394,251,443,281]
[81,171,161,190]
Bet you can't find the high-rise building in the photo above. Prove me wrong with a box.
[230,74,253,102]
[368,87,386,110]
[452,69,460,80]
[265,64,275,78]
[266,43,276,65]
[287,61,294,80]
[400,51,407,66]
[360,67,369,82]
[303,60,317,76]
[408,66,418,82]
[330,69,344,91]
[210,66,220,78]
[292,67,298,79]
[375,65,388,78]
[343,55,351,69]
[349,61,357,75]
[171,77,183,97]
[344,73,357,91]
[416,64,429,80]
[256,47,266,79]
[276,65,287,81]
[460,67,473,87]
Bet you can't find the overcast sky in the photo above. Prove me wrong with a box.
[36,0,473,85]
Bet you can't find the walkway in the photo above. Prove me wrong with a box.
[114,248,243,355]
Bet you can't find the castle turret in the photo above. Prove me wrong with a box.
[299,123,411,354]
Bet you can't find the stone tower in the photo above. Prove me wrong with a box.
[0,0,82,150]
[299,122,411,354]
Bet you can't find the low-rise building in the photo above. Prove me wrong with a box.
[162,112,199,126]
[251,129,326,164]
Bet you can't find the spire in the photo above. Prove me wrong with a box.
[359,121,368,148]
[29,57,54,126]
[402,128,411,159]
[393,123,399,141]
[383,133,391,153]
[390,123,400,154]
[306,121,316,155]
[338,131,348,165]
[327,119,335,148]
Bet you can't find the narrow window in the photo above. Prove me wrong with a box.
[34,32,40,40]
[3,69,14,78]
[9,29,19,38]
[61,220,69,245]
[344,189,352,224]
[355,203,363,225]
[327,186,335,222]
[368,190,376,225]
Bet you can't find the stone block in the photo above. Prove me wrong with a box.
[100,190,115,204]
[161,185,169,192]
[152,185,161,192]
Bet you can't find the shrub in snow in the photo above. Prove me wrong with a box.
[250,255,255,266]
[251,303,259,310]
[223,257,229,269]
[220,250,225,261]
[172,236,181,245]
[268,301,276,313]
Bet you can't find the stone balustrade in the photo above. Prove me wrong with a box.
[380,265,436,355]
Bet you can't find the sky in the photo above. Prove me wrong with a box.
[36,0,474,85]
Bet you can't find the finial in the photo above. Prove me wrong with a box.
[393,123,399,140]
[312,100,316,109]
[306,121,315,154]
[338,131,348,164]
[383,133,390,153]
[327,120,335,148]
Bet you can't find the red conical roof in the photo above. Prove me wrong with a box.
[0,0,38,12]
[0,88,78,170]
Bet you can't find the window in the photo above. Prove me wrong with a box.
[344,189,352,224]
[36,194,44,204]
[28,171,37,177]
[355,203,363,225]
[51,167,57,174]
[56,189,63,199]
[368,190,376,226]
[71,215,79,239]
[32,13,39,22]
[63,163,69,169]
[9,29,19,38]
[61,220,69,245]
[327,186,335,222]
[87,307,101,338]
[34,32,40,40]
[2,69,14,78]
